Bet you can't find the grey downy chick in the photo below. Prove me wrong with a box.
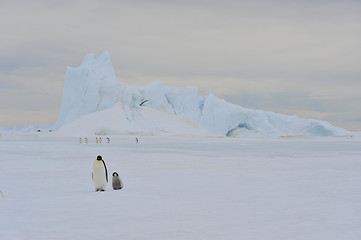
[112,172,123,190]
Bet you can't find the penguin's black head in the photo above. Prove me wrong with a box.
[97,155,102,160]
[112,172,118,177]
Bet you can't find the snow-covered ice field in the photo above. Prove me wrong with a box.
[1,134,361,240]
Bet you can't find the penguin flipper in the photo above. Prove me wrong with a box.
[101,159,108,182]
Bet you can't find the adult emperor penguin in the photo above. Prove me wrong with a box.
[92,155,108,191]
[112,172,123,190]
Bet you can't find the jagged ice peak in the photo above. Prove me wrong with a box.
[54,51,349,137]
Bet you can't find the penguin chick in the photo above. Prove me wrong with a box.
[112,172,123,190]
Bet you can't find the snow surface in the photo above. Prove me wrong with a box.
[1,134,361,240]
[54,51,349,137]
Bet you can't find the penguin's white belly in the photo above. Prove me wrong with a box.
[93,161,107,190]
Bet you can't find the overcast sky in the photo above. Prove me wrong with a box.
[1,0,360,130]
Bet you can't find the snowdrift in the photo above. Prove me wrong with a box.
[0,125,53,136]
[54,51,348,137]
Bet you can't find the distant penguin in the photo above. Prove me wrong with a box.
[92,155,108,191]
[135,137,139,143]
[112,172,123,190]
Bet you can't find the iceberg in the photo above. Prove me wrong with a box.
[54,51,349,137]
